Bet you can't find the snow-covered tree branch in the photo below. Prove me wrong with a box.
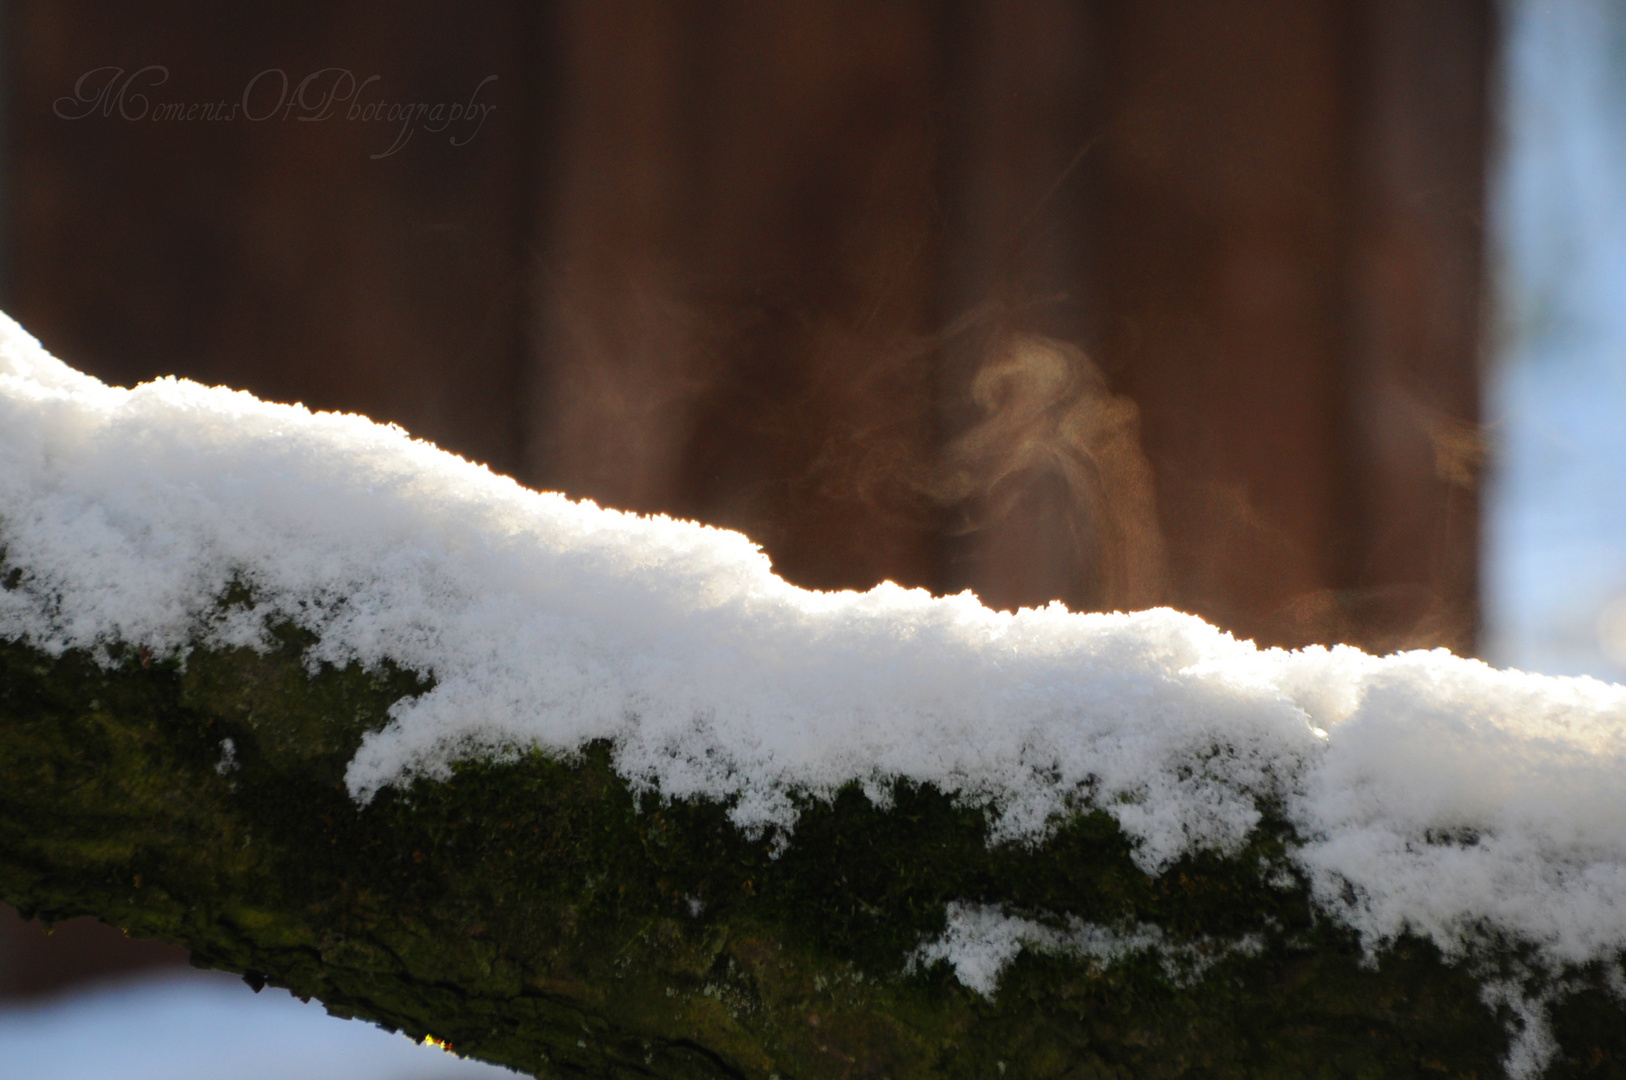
[2,314,1624,1078]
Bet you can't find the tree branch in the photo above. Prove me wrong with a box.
[5,628,1622,1079]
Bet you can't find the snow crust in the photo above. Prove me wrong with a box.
[4,314,1626,1048]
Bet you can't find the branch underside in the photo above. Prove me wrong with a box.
[2,632,1623,1079]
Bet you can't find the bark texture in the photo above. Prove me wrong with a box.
[2,627,1624,1079]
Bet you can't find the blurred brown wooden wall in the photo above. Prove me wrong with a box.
[0,0,1490,996]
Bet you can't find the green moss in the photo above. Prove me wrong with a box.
[1,629,1622,1078]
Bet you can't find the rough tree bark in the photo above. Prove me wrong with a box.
[2,623,1624,1079]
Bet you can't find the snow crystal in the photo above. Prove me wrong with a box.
[4,313,1626,1049]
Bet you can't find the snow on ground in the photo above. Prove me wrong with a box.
[4,312,1626,1076]
[0,971,517,1080]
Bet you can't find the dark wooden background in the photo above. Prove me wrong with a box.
[0,0,1492,998]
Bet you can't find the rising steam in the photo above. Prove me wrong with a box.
[938,333,1167,613]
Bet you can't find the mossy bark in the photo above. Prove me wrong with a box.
[2,630,1624,1079]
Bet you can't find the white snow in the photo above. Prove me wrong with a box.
[909,902,1262,998]
[4,313,1626,1072]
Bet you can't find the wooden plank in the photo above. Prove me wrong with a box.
[529,0,943,593]
[0,907,190,999]
[934,0,1166,616]
[1081,0,1487,650]
[1341,0,1490,655]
